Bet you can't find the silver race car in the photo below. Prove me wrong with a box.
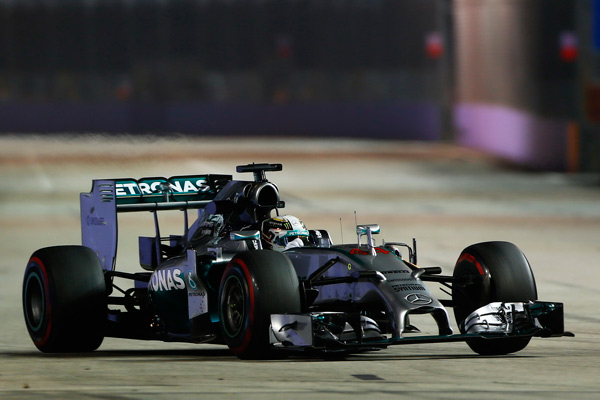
[23,163,572,358]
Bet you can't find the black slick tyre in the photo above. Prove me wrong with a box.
[23,245,107,352]
[218,250,301,359]
[452,241,538,355]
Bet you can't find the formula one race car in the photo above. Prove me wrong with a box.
[23,163,571,358]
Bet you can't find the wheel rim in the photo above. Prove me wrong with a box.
[24,272,45,331]
[222,275,245,337]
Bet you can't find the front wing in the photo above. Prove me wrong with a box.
[269,301,572,354]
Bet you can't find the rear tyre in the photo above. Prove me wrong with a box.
[218,250,301,359]
[23,246,107,352]
[452,241,537,355]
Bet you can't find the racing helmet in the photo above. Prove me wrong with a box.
[261,215,310,251]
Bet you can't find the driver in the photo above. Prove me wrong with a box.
[261,215,310,251]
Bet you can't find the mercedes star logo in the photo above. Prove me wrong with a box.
[405,293,433,305]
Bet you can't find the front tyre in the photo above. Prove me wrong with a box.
[23,246,107,352]
[218,250,301,359]
[453,241,537,355]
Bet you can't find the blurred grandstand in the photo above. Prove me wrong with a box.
[0,0,596,171]
[0,0,442,104]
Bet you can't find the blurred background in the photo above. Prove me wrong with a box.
[0,0,598,172]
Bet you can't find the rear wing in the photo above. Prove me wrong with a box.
[80,175,231,271]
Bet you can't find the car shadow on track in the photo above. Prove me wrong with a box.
[0,348,536,362]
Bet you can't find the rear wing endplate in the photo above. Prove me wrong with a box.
[80,174,231,271]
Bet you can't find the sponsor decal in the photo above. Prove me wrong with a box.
[350,247,391,256]
[115,178,210,197]
[115,180,140,197]
[405,293,433,305]
[112,174,230,204]
[150,268,186,292]
[392,283,426,292]
[187,271,198,290]
[187,271,208,318]
[269,218,292,230]
[380,269,410,275]
[86,215,106,226]
[387,277,417,282]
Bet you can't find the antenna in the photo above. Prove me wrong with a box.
[354,211,358,226]
[339,218,344,244]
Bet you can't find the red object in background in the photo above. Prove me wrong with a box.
[426,32,444,59]
[276,35,293,59]
[559,31,578,62]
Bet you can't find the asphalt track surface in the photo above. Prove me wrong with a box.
[1,135,599,399]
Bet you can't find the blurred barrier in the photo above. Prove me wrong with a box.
[455,103,569,171]
[0,101,441,140]
[452,0,583,172]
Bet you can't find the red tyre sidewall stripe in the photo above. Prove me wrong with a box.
[28,256,53,347]
[229,258,255,354]
[457,253,485,275]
